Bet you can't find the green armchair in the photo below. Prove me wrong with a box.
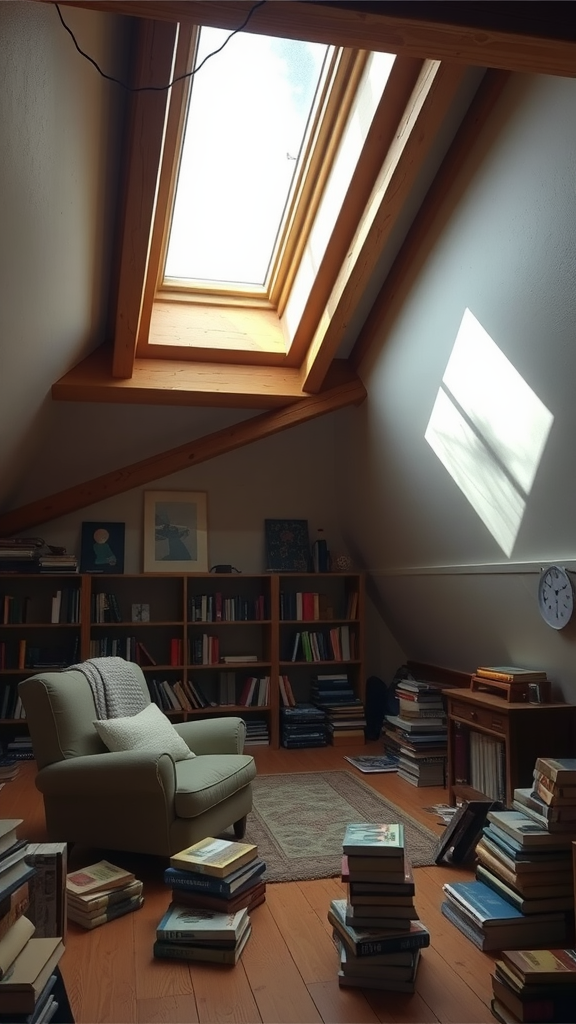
[18,665,256,857]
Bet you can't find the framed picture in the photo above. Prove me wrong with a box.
[264,519,311,572]
[143,491,208,573]
[80,522,125,574]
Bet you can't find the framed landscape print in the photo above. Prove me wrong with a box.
[80,521,125,574]
[144,491,208,573]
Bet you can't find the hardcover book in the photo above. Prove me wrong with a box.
[153,923,252,965]
[501,948,576,985]
[475,864,575,915]
[486,811,574,849]
[534,758,576,784]
[476,667,548,683]
[440,898,567,952]
[342,823,404,857]
[169,838,257,878]
[169,880,266,916]
[66,860,135,897]
[328,898,430,958]
[156,904,248,942]
[165,858,266,897]
[0,936,65,1015]
[68,894,144,930]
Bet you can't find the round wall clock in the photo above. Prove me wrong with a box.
[538,564,574,629]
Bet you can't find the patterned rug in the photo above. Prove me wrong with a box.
[243,771,439,883]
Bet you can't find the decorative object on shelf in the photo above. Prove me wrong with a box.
[264,519,310,572]
[80,522,125,574]
[144,491,208,573]
[333,553,353,572]
[537,564,574,629]
[131,603,150,622]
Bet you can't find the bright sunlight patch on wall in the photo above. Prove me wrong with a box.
[425,309,553,557]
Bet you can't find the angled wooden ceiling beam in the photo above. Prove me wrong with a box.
[0,366,366,535]
[301,59,470,393]
[49,1,576,78]
[52,347,364,408]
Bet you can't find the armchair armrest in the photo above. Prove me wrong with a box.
[35,750,177,799]
[173,716,246,755]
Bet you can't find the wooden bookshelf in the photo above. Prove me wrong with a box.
[443,687,576,805]
[0,571,365,751]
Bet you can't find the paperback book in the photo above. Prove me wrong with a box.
[169,838,257,878]
[66,860,135,897]
[342,823,404,857]
[156,904,248,943]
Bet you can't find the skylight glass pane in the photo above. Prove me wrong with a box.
[165,28,330,288]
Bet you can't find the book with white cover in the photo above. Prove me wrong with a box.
[156,904,248,942]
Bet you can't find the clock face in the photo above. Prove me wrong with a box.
[538,565,574,629]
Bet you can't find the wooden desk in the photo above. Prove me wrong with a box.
[442,688,576,806]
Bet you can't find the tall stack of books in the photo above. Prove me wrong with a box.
[475,803,575,916]
[66,860,143,930]
[311,674,365,745]
[441,802,575,954]
[383,678,447,786]
[0,819,65,1024]
[156,837,266,964]
[513,757,576,836]
[280,704,327,748]
[490,947,576,1023]
[329,823,430,991]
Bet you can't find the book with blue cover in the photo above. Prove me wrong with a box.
[442,880,567,927]
[165,858,266,897]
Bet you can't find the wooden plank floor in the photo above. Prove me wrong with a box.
[0,741,498,1023]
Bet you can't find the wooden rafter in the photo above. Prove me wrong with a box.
[0,367,366,536]
[50,1,576,78]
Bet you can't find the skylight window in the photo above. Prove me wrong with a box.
[164,27,332,292]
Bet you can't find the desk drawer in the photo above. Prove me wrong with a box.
[450,700,507,735]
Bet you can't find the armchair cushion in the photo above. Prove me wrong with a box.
[94,702,195,761]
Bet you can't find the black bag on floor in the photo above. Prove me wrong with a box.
[364,675,399,740]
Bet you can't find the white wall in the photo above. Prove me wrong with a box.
[339,72,576,698]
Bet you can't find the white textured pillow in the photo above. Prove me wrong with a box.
[94,702,195,761]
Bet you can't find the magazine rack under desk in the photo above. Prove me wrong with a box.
[442,688,576,806]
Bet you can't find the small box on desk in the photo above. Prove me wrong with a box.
[470,675,552,703]
[25,842,68,941]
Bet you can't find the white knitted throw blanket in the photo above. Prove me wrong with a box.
[70,657,149,719]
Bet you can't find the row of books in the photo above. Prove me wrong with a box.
[188,593,268,623]
[154,837,267,965]
[279,589,358,622]
[288,625,354,662]
[329,823,430,991]
[0,641,76,673]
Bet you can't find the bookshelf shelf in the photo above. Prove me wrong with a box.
[0,570,365,750]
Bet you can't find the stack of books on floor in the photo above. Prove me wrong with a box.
[383,677,447,786]
[156,837,266,964]
[311,674,365,745]
[242,716,270,745]
[66,859,143,929]
[513,756,576,836]
[477,803,575,912]
[0,760,20,785]
[0,819,65,1024]
[329,822,430,991]
[490,947,576,1023]
[4,737,34,761]
[281,704,327,748]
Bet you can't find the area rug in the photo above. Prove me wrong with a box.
[243,771,439,883]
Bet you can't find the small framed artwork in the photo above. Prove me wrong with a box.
[144,491,208,573]
[80,522,125,574]
[264,519,311,572]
